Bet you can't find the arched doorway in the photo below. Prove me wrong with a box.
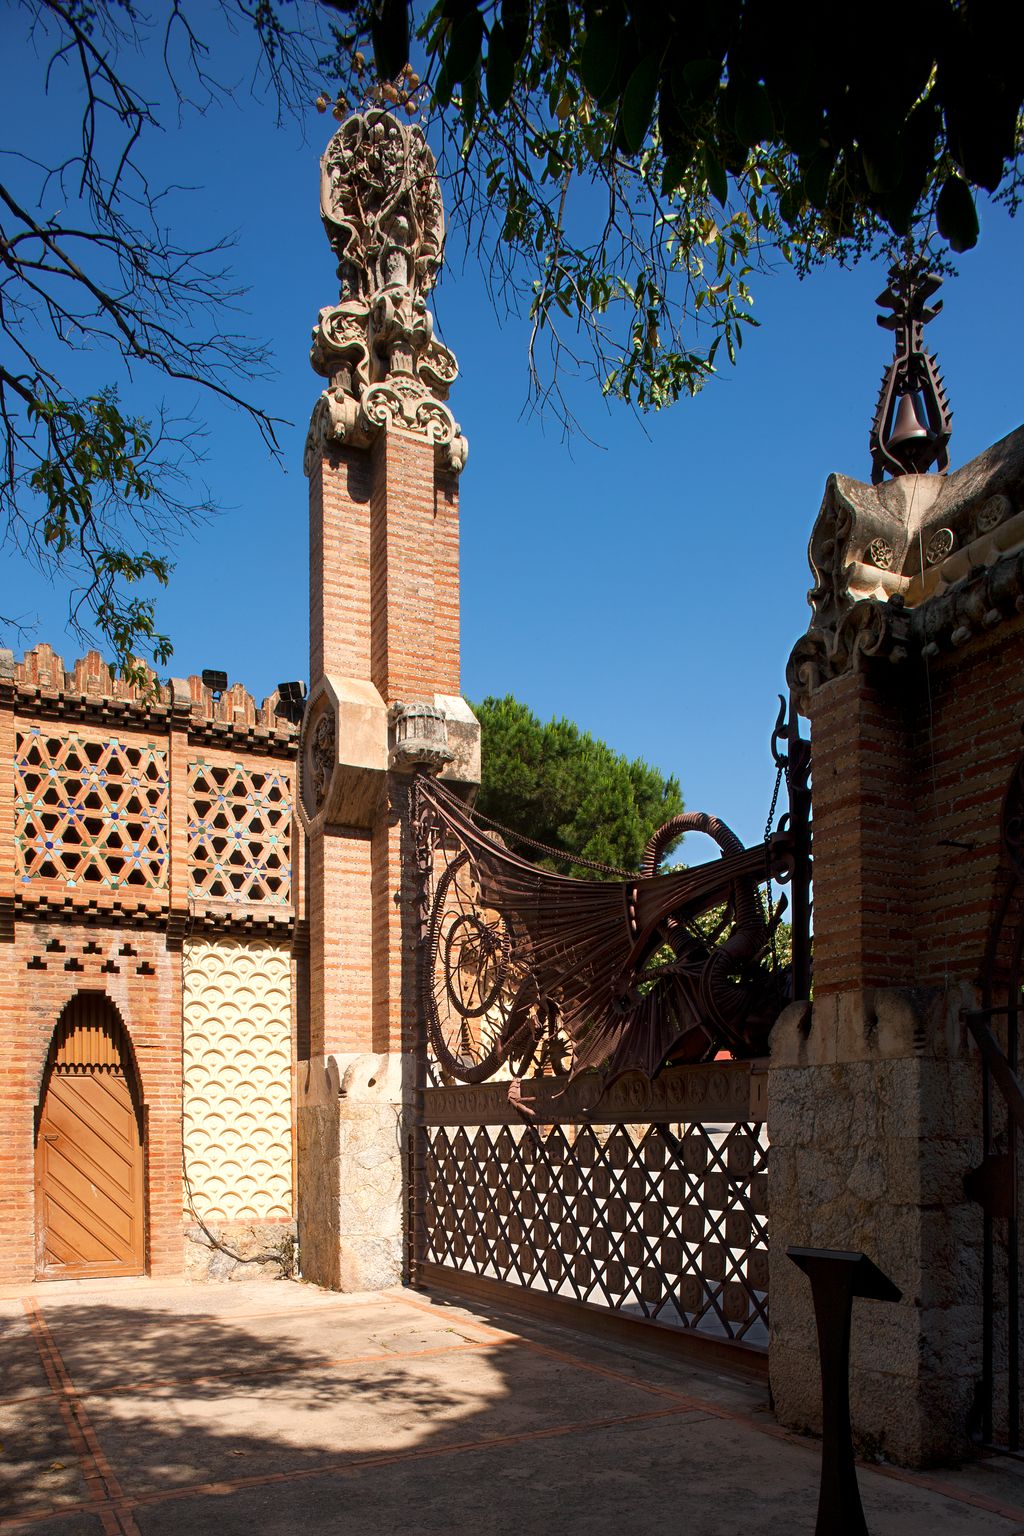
[34,994,146,1279]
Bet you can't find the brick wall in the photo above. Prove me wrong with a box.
[0,921,183,1283]
[309,448,374,685]
[307,826,373,1057]
[808,612,1024,997]
[0,646,302,1285]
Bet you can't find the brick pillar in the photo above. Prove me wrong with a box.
[297,425,475,1291]
[295,108,479,1293]
[769,440,1024,1466]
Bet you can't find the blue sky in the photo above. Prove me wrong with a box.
[3,11,1023,850]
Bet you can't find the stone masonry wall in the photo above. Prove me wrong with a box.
[770,987,982,1467]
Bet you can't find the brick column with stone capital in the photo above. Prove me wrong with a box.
[296,109,479,1292]
[770,427,1024,1465]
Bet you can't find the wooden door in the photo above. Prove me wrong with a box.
[35,997,145,1279]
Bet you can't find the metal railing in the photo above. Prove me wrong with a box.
[410,1060,769,1371]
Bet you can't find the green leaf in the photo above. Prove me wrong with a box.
[861,140,898,195]
[580,10,618,102]
[460,60,481,122]
[733,81,773,148]
[801,150,833,208]
[543,0,571,54]
[433,54,454,106]
[936,174,979,252]
[485,21,515,110]
[703,146,727,207]
[676,57,720,108]
[621,52,659,154]
[445,7,484,82]
[501,0,529,59]
[661,147,694,194]
[370,0,410,80]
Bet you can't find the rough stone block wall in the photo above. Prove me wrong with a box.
[769,988,982,1467]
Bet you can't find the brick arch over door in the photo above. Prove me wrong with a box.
[34,992,146,1279]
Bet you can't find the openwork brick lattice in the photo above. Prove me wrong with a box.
[15,727,169,891]
[188,759,292,906]
[414,1065,769,1349]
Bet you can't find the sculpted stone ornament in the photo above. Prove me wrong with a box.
[388,701,454,773]
[310,713,336,808]
[304,111,468,477]
[786,276,1024,707]
[789,424,1024,708]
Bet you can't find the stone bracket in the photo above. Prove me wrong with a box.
[297,674,388,832]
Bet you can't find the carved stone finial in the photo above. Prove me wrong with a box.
[388,701,454,773]
[304,111,467,477]
[869,262,952,485]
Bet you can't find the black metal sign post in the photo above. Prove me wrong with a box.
[787,1248,902,1536]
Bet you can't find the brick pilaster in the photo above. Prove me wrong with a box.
[370,429,440,704]
[807,668,916,995]
[309,448,373,684]
[307,825,374,1058]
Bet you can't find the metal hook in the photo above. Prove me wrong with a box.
[771,694,790,770]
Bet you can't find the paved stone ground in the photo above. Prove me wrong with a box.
[2,1277,1024,1535]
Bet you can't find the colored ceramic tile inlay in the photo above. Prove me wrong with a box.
[14,728,169,890]
[188,759,292,905]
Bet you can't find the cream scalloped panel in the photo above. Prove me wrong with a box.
[182,938,293,1222]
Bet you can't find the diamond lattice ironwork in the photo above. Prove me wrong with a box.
[417,1114,769,1345]
[15,728,169,891]
[188,759,292,906]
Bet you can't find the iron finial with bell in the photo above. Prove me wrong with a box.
[869,261,953,484]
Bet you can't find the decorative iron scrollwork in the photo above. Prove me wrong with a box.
[415,768,799,1088]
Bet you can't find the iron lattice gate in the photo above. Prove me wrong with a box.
[410,1061,770,1371]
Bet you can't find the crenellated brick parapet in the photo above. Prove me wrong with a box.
[3,644,297,752]
[0,643,306,1286]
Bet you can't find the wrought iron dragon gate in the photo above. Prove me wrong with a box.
[408,703,810,1367]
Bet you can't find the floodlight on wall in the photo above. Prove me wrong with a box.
[201,669,228,700]
[275,680,307,725]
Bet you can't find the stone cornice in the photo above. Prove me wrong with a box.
[13,890,297,938]
[788,549,1024,703]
